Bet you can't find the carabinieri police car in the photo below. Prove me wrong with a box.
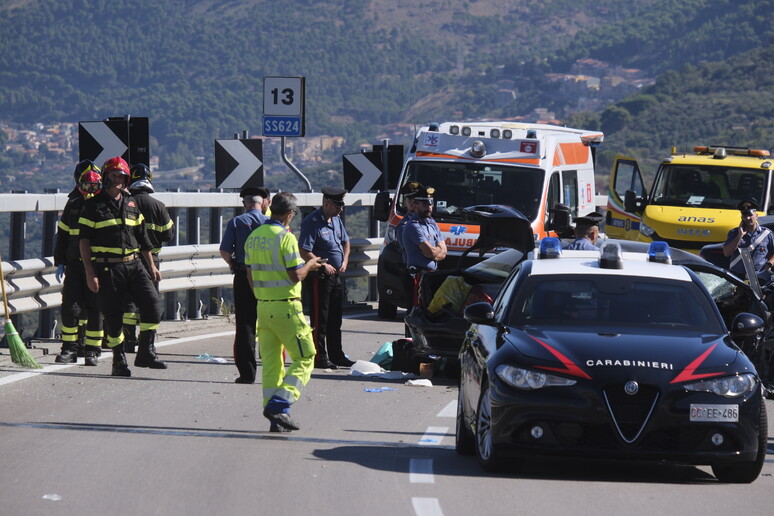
[456,239,767,483]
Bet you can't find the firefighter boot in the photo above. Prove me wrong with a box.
[111,343,131,377]
[135,330,167,369]
[54,343,78,363]
[84,345,101,366]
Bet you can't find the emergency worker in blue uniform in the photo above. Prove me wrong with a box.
[563,212,602,251]
[401,186,447,305]
[121,163,174,353]
[53,160,105,364]
[299,186,353,369]
[394,182,422,257]
[722,200,774,278]
[79,156,165,377]
[244,192,324,432]
[219,186,270,384]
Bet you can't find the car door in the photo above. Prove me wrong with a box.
[606,156,646,241]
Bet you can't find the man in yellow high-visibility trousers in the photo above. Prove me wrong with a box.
[244,192,324,432]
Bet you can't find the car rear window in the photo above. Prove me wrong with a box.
[510,276,720,331]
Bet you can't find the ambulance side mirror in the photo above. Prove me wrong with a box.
[374,190,392,222]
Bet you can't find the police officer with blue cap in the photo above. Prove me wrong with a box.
[564,212,603,251]
[299,186,354,369]
[723,200,774,278]
[401,185,447,305]
[219,186,270,383]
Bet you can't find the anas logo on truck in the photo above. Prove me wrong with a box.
[450,225,468,235]
[677,216,715,223]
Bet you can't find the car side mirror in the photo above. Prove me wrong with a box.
[729,312,765,338]
[464,302,496,326]
[548,203,571,233]
[374,190,392,222]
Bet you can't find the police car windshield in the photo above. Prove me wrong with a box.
[509,275,722,332]
[402,162,544,221]
[651,165,763,210]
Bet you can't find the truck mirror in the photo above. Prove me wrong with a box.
[549,203,571,234]
[624,190,639,212]
[374,190,392,221]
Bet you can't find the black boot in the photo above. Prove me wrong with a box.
[135,330,167,369]
[76,324,86,357]
[111,343,131,377]
[122,324,137,353]
[84,345,101,366]
[54,343,78,363]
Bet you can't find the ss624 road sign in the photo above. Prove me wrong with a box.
[263,76,305,137]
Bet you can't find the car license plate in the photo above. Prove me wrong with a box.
[689,404,739,422]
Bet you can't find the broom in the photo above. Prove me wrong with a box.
[0,250,41,369]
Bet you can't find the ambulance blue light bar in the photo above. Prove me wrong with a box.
[647,242,672,264]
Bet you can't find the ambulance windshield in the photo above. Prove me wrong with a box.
[401,162,544,222]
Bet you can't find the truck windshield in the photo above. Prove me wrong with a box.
[400,161,544,222]
[651,165,766,209]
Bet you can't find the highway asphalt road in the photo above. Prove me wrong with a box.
[1,310,772,516]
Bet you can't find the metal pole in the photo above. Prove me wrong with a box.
[165,189,180,321]
[186,197,201,319]
[209,198,223,316]
[281,136,312,192]
[39,188,60,338]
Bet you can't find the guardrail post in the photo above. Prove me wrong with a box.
[165,197,180,321]
[10,190,27,332]
[368,206,380,302]
[208,203,223,315]
[187,198,202,319]
[38,188,60,338]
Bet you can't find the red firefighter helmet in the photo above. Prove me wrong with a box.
[78,170,102,197]
[101,156,130,188]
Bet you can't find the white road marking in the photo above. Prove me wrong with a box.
[409,458,434,484]
[437,400,456,418]
[412,497,444,516]
[418,426,449,446]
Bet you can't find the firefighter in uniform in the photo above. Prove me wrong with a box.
[53,160,105,364]
[121,163,174,353]
[79,156,166,377]
[299,186,353,369]
[219,186,269,384]
[244,192,323,432]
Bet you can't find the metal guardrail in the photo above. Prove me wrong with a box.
[0,238,382,316]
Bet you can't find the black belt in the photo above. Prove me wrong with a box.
[260,298,301,302]
[94,254,138,264]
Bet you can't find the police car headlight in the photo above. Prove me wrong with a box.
[639,221,656,237]
[684,373,757,398]
[496,365,576,390]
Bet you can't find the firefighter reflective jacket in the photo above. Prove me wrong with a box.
[78,190,153,258]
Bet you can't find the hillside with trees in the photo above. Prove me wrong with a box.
[0,0,772,192]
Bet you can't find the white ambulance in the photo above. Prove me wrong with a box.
[374,121,604,318]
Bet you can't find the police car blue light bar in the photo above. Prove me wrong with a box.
[539,237,562,259]
[647,242,672,264]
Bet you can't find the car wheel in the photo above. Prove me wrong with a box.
[455,380,474,455]
[378,300,398,319]
[475,384,504,471]
[711,402,768,483]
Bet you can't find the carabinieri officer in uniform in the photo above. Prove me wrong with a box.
[299,186,354,369]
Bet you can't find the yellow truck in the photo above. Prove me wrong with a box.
[606,145,773,252]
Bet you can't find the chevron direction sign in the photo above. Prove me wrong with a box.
[343,144,403,193]
[78,117,149,167]
[215,138,264,189]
